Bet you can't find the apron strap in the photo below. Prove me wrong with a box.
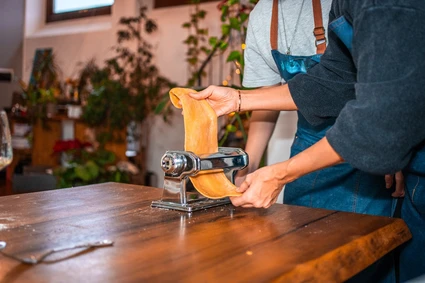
[312,0,326,54]
[270,0,326,54]
[270,0,279,51]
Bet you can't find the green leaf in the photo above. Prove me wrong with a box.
[182,22,191,28]
[185,35,197,45]
[226,51,241,62]
[114,171,122,182]
[85,160,100,179]
[187,58,198,65]
[154,99,169,114]
[226,124,237,132]
[229,18,240,30]
[200,46,211,54]
[197,10,206,19]
[240,13,249,23]
[96,149,116,165]
[75,165,92,182]
[209,36,218,47]
[219,41,229,50]
[197,28,208,35]
[221,6,229,22]
[221,24,230,36]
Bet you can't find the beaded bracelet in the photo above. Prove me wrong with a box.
[238,90,242,112]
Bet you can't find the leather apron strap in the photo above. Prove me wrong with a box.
[270,0,326,54]
[270,0,279,51]
[312,0,326,54]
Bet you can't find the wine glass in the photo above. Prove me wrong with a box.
[0,110,13,171]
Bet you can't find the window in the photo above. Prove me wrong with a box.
[46,0,114,23]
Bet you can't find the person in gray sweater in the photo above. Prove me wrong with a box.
[191,0,425,281]
[241,0,397,220]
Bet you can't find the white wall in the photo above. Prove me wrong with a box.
[0,0,25,111]
[23,0,296,191]
[23,0,223,85]
[23,0,223,185]
[23,0,136,80]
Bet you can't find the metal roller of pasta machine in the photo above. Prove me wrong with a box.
[151,147,249,212]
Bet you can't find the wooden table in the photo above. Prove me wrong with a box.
[0,183,411,282]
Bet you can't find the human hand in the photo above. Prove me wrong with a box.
[230,164,286,209]
[189,85,239,116]
[385,171,405,197]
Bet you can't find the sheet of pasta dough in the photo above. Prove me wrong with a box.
[169,88,241,199]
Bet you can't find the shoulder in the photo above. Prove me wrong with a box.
[248,0,272,28]
[331,0,425,23]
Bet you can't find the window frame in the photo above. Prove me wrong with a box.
[154,0,216,9]
[46,0,113,23]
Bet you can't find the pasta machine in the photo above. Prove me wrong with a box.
[151,147,248,212]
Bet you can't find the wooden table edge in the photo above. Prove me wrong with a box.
[273,217,412,282]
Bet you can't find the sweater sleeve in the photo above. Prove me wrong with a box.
[326,6,425,174]
[287,11,357,126]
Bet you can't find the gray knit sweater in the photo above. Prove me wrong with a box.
[288,0,425,175]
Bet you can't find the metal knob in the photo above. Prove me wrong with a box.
[161,153,187,175]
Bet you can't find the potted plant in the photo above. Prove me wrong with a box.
[20,49,62,125]
[77,5,176,183]
[53,139,131,188]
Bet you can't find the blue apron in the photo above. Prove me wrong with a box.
[270,14,394,217]
[400,144,425,281]
[328,15,425,282]
[273,14,398,282]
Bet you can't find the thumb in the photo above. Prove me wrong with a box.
[236,182,248,193]
[236,174,251,193]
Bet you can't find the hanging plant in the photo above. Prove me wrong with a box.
[209,0,257,85]
[182,0,210,87]
[179,0,258,147]
[208,0,258,147]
